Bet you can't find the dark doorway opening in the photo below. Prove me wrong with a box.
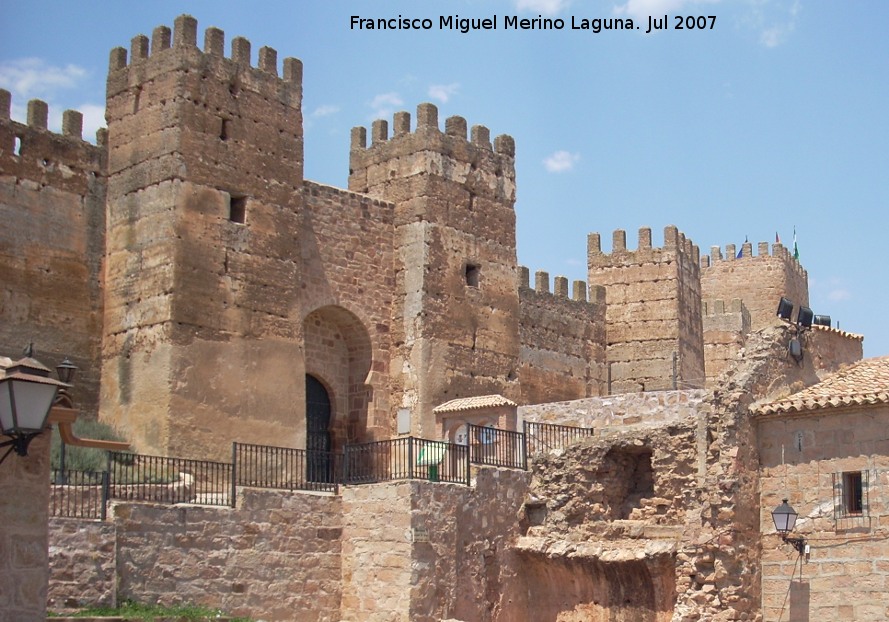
[306,374,334,483]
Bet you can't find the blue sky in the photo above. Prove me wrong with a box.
[2,0,887,357]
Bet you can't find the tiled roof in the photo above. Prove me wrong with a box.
[810,324,864,341]
[752,356,889,416]
[432,394,517,414]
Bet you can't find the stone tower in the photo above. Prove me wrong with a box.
[100,15,306,458]
[701,241,808,331]
[588,226,704,393]
[348,105,520,436]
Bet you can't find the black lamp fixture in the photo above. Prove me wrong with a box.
[776,297,794,321]
[813,315,831,328]
[772,498,807,555]
[0,355,70,464]
[796,306,814,329]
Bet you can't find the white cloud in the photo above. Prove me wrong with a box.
[543,150,580,173]
[745,0,802,48]
[428,83,459,104]
[614,0,720,20]
[828,288,851,302]
[0,58,87,99]
[515,0,571,15]
[311,104,340,118]
[369,92,404,119]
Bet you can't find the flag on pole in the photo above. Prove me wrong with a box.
[793,227,799,260]
[775,232,781,244]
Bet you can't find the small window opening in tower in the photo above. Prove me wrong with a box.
[13,136,22,156]
[229,195,247,224]
[220,118,230,141]
[465,263,480,287]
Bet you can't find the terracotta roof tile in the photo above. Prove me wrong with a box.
[432,394,517,414]
[752,356,889,416]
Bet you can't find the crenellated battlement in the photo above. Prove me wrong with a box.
[517,266,604,305]
[587,225,700,269]
[699,240,806,278]
[348,103,515,203]
[0,90,106,181]
[106,14,302,109]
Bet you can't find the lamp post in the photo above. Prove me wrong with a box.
[0,356,70,465]
[772,498,807,555]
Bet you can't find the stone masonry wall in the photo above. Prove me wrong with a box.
[301,181,396,441]
[518,267,606,404]
[47,518,116,611]
[95,489,342,621]
[0,432,51,622]
[588,226,705,394]
[757,405,889,622]
[0,92,106,417]
[413,468,530,622]
[703,298,750,388]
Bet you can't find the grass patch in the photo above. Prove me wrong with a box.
[48,600,251,621]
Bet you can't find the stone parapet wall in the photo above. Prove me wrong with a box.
[49,488,343,621]
[703,298,751,388]
[48,518,116,611]
[519,389,711,431]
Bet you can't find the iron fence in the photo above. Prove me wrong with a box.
[468,424,526,469]
[343,437,469,486]
[50,469,108,520]
[48,421,595,520]
[524,421,595,457]
[233,442,339,493]
[107,451,234,507]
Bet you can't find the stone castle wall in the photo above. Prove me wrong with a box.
[517,267,606,404]
[0,92,106,417]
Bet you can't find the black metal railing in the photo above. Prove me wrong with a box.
[233,442,339,493]
[342,437,469,486]
[48,421,593,519]
[50,469,108,520]
[468,424,526,470]
[107,451,233,507]
[524,421,595,457]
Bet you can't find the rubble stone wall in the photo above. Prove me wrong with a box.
[702,298,750,388]
[47,518,116,610]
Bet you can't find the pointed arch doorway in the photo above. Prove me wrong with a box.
[306,374,333,482]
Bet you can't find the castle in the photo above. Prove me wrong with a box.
[3,15,886,622]
[0,14,857,460]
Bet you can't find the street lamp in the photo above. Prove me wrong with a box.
[772,498,807,555]
[0,356,70,464]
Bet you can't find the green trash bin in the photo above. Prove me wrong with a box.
[428,465,440,482]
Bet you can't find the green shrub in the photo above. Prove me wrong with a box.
[50,418,130,472]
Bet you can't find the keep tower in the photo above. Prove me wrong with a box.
[100,15,306,458]
[349,104,520,436]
